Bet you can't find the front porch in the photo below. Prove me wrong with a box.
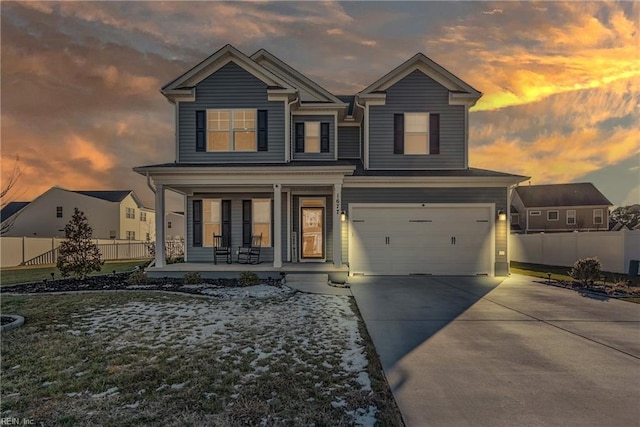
[146,261,349,283]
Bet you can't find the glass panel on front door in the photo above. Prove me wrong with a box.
[301,207,324,258]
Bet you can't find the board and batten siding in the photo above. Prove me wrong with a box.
[186,193,288,263]
[368,70,465,169]
[338,126,360,159]
[292,115,335,160]
[341,187,509,274]
[179,62,285,163]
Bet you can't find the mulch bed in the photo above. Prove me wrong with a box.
[1,273,282,295]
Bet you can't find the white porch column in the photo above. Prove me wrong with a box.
[154,184,166,268]
[273,184,282,268]
[333,183,342,268]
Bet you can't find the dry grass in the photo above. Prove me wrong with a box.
[1,291,402,426]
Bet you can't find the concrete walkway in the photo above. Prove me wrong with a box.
[351,274,640,427]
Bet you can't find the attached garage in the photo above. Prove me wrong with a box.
[348,204,495,275]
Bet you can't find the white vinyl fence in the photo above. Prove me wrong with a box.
[510,230,640,274]
[0,237,184,268]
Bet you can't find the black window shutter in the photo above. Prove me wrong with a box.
[193,200,202,247]
[196,110,206,152]
[394,114,404,154]
[242,200,252,246]
[320,122,330,153]
[295,122,305,153]
[429,114,440,155]
[222,200,231,247]
[257,110,268,151]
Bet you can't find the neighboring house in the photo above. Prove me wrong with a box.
[0,187,156,240]
[511,183,612,233]
[165,211,185,240]
[135,44,527,276]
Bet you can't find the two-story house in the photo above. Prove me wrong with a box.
[135,45,527,276]
[511,183,613,233]
[1,187,156,240]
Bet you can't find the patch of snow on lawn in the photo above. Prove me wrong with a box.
[91,387,119,398]
[201,284,294,299]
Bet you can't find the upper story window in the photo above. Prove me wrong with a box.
[394,113,440,155]
[56,206,63,218]
[295,122,330,153]
[547,211,559,221]
[125,207,135,219]
[567,210,576,225]
[593,209,603,225]
[207,109,255,151]
[140,211,147,222]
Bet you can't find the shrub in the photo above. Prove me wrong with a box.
[183,271,202,285]
[126,270,148,286]
[56,208,104,279]
[569,257,602,286]
[239,271,260,287]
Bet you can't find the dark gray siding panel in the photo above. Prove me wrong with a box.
[369,70,465,169]
[179,62,285,163]
[186,193,277,263]
[338,126,360,159]
[342,187,508,265]
[292,115,335,160]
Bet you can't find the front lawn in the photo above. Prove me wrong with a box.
[1,290,401,426]
[0,260,149,286]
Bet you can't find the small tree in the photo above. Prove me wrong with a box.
[56,208,104,279]
[569,257,602,286]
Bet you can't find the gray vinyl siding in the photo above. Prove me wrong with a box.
[292,196,333,262]
[186,193,286,263]
[342,187,508,267]
[292,115,335,160]
[338,126,360,159]
[178,62,285,163]
[369,70,465,169]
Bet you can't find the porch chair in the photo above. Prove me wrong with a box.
[237,233,262,264]
[213,234,232,264]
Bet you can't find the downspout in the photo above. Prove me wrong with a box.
[286,97,299,163]
[354,97,367,169]
[146,172,157,268]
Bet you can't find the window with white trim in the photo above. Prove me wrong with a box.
[140,211,147,222]
[126,207,135,219]
[203,199,221,247]
[126,231,135,240]
[404,113,429,155]
[530,211,541,216]
[305,122,320,153]
[253,199,271,246]
[567,210,576,225]
[547,210,559,221]
[593,209,603,225]
[110,230,116,239]
[207,109,255,151]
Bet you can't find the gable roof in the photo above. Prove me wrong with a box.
[161,44,295,102]
[250,49,345,105]
[1,201,30,222]
[358,53,481,104]
[515,183,613,208]
[72,190,145,207]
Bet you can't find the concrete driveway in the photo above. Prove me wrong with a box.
[350,274,640,426]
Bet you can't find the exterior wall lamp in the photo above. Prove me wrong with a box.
[498,210,507,221]
[341,210,346,222]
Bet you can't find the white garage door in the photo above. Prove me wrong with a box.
[349,205,494,275]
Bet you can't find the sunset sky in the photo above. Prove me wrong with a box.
[1,1,639,210]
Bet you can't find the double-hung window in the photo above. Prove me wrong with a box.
[567,210,576,225]
[203,199,221,247]
[207,109,255,151]
[140,211,146,222]
[404,113,429,154]
[593,209,603,225]
[126,207,135,219]
[126,231,135,240]
[253,199,271,246]
[56,206,63,218]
